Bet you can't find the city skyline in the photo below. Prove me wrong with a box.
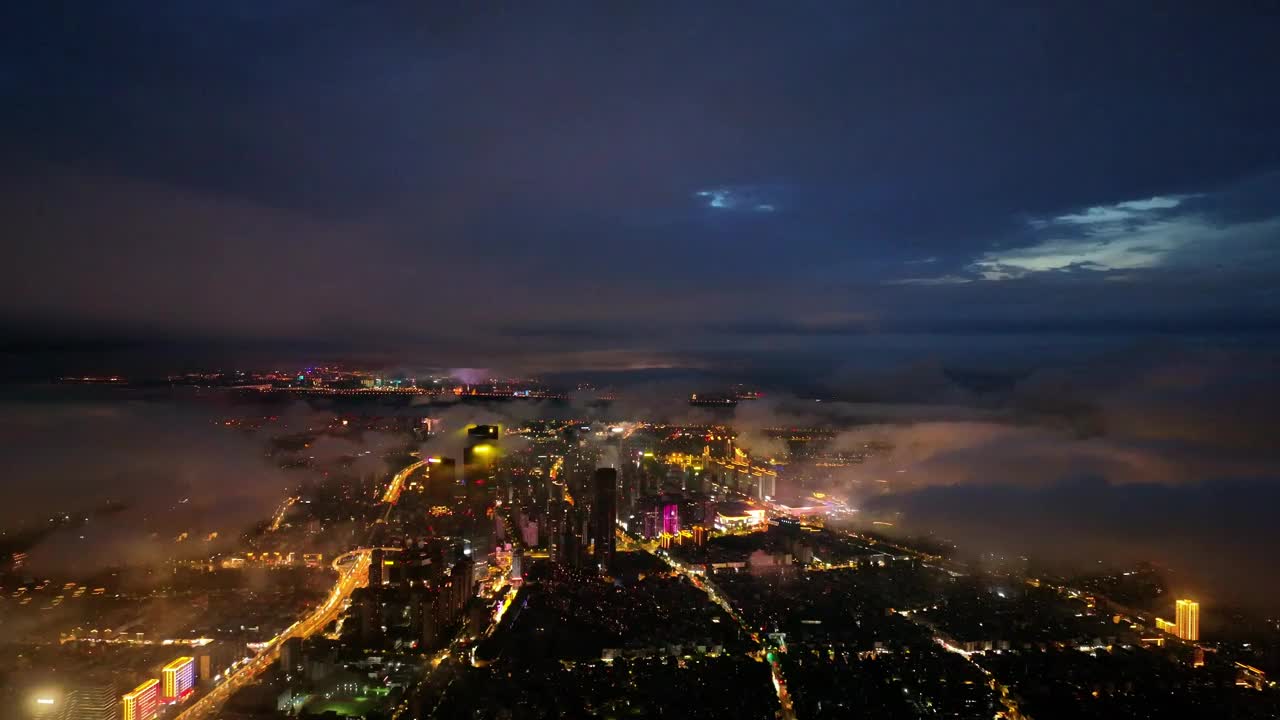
[3,4,1280,720]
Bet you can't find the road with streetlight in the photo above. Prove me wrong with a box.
[173,550,371,720]
[616,529,796,720]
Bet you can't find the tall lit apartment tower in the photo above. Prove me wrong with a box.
[161,657,195,701]
[661,501,680,535]
[1176,599,1200,641]
[591,468,617,573]
[121,679,159,720]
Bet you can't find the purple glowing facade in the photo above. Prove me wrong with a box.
[661,503,680,535]
[639,496,683,539]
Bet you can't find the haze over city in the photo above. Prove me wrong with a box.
[2,4,1279,720]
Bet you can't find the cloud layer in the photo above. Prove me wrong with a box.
[2,5,1279,372]
[0,387,304,572]
[840,348,1280,609]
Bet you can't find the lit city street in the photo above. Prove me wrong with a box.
[172,550,370,720]
[381,456,426,506]
[618,529,797,720]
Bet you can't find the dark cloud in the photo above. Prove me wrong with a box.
[867,477,1280,610]
[1,4,1279,371]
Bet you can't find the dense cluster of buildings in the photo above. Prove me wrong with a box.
[118,656,195,720]
[19,655,195,720]
[12,401,1276,720]
[353,544,477,649]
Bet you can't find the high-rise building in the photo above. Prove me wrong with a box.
[29,690,63,720]
[591,468,617,573]
[510,546,524,583]
[281,637,305,680]
[757,472,776,501]
[546,503,563,560]
[194,643,238,684]
[357,590,382,645]
[638,495,682,539]
[558,506,588,571]
[419,589,444,647]
[691,524,708,548]
[370,548,385,587]
[661,502,680,535]
[1176,599,1200,641]
[463,425,501,503]
[463,425,500,466]
[121,680,158,720]
[452,556,476,604]
[425,456,457,495]
[68,682,120,720]
[641,505,662,539]
[161,657,195,701]
[517,511,539,547]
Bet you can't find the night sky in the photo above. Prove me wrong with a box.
[3,3,1279,375]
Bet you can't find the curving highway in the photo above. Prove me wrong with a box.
[381,457,426,505]
[268,495,300,532]
[173,550,371,720]
[176,457,439,718]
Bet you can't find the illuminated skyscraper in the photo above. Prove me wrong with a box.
[463,425,500,503]
[463,425,500,467]
[638,494,681,540]
[161,657,195,701]
[121,680,158,720]
[1176,599,1200,641]
[661,502,680,535]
